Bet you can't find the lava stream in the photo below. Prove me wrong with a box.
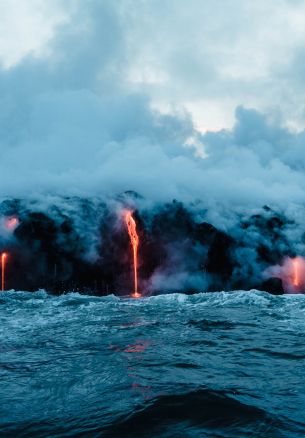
[293,257,301,287]
[1,253,7,291]
[124,211,140,297]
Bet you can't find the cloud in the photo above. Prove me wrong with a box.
[120,0,305,131]
[1,0,305,228]
[0,0,68,68]
[2,0,305,130]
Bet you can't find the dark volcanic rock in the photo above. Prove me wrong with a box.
[256,278,284,295]
[0,197,297,295]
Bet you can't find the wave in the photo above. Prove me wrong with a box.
[3,388,293,438]
[101,388,296,438]
[1,290,305,437]
[2,288,305,313]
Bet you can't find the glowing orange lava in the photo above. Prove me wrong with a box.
[1,253,7,291]
[5,217,19,231]
[279,257,305,292]
[293,257,301,287]
[124,211,140,297]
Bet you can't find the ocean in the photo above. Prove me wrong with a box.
[1,290,305,437]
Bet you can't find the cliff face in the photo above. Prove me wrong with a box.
[0,197,292,295]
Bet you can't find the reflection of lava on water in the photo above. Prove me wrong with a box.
[108,340,151,354]
[108,339,153,398]
[267,257,305,293]
[124,340,151,353]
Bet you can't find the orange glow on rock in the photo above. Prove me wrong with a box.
[1,253,7,291]
[5,217,19,231]
[124,211,140,297]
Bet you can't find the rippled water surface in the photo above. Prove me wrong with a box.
[1,290,305,437]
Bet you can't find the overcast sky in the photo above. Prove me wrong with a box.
[2,0,305,131]
[1,0,305,222]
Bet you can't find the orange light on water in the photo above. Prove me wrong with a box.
[124,211,140,297]
[1,253,7,291]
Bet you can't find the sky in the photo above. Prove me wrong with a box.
[1,0,305,219]
[2,0,305,131]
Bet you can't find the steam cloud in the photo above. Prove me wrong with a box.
[1,0,305,293]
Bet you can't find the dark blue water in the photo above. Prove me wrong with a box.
[1,290,305,437]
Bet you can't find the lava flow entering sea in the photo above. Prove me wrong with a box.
[1,252,7,291]
[124,211,141,298]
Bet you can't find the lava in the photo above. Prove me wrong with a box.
[267,256,305,293]
[124,211,140,297]
[1,253,7,291]
[292,257,301,288]
[5,217,19,231]
[288,256,305,292]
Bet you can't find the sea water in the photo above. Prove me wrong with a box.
[1,290,305,437]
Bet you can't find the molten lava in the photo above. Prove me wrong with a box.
[292,257,301,288]
[267,256,305,293]
[1,252,7,291]
[124,211,140,297]
[5,217,19,231]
